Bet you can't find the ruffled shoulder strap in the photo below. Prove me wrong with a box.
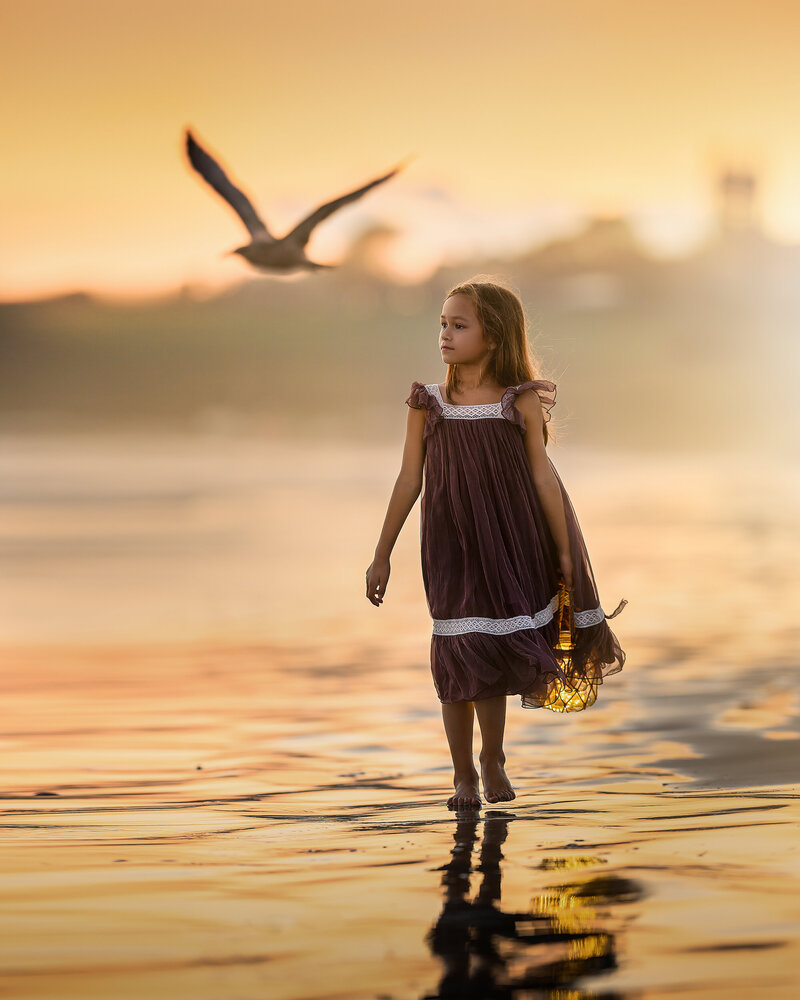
[501,379,557,433]
[405,381,432,409]
[405,381,444,440]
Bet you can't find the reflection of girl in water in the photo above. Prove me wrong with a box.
[426,815,631,994]
[366,279,627,809]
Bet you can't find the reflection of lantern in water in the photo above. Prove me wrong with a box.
[542,583,599,713]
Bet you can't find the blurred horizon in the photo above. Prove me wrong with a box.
[3,186,799,455]
[6,1,800,300]
[0,172,791,306]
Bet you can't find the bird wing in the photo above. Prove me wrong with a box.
[185,129,273,242]
[283,158,412,249]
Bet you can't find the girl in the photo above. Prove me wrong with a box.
[365,279,627,810]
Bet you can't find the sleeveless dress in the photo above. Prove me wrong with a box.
[405,380,627,712]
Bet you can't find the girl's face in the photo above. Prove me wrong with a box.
[439,294,494,363]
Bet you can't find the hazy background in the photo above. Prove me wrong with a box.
[3,1,800,453]
[1,1,798,647]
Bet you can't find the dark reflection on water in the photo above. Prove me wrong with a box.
[425,814,642,998]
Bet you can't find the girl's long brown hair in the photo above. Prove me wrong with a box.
[443,276,555,444]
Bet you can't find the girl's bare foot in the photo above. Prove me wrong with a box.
[447,768,482,809]
[479,754,516,803]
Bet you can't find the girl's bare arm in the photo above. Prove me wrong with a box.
[365,405,427,606]
[515,391,574,587]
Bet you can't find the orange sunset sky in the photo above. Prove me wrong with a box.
[3,0,800,300]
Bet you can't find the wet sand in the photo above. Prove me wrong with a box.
[1,434,799,998]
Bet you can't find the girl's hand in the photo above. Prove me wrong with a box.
[366,556,390,606]
[558,549,574,591]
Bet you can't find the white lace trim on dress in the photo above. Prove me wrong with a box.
[427,383,504,419]
[431,593,607,635]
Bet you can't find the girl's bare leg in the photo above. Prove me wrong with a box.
[473,695,516,803]
[441,700,481,808]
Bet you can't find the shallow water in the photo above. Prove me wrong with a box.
[1,432,799,998]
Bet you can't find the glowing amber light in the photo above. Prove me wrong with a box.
[542,583,599,713]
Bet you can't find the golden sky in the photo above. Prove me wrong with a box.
[4,0,800,299]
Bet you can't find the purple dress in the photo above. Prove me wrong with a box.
[405,380,627,712]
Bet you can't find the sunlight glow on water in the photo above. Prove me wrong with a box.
[1,432,799,998]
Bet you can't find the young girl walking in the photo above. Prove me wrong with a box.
[366,279,627,810]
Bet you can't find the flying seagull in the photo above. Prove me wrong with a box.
[185,128,412,273]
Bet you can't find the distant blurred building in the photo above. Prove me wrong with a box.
[715,168,760,234]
